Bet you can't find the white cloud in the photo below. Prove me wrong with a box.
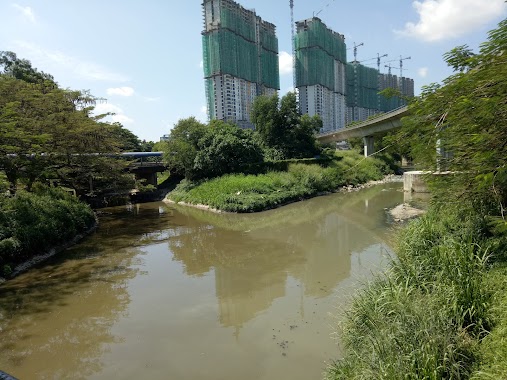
[279,51,293,75]
[107,87,135,96]
[418,67,429,77]
[397,0,506,42]
[13,40,129,82]
[199,60,203,69]
[200,105,207,114]
[93,103,123,115]
[12,3,35,23]
[93,103,133,124]
[112,114,134,124]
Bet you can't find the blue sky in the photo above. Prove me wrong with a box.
[2,0,506,142]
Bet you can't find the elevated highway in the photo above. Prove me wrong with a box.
[317,106,409,156]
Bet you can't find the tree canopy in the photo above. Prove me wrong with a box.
[251,92,322,159]
[0,53,137,197]
[398,18,507,214]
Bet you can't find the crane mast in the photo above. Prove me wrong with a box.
[290,0,296,92]
[399,56,411,78]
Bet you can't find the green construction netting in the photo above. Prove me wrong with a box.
[296,47,336,90]
[205,78,215,119]
[220,7,256,42]
[294,19,346,63]
[260,29,278,53]
[202,29,259,83]
[261,50,279,89]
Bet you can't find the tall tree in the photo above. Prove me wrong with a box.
[0,71,135,196]
[0,51,56,88]
[162,117,207,179]
[398,18,507,215]
[251,92,321,159]
[193,121,264,179]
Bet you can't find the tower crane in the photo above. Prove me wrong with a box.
[376,53,388,72]
[290,0,296,91]
[353,42,364,62]
[399,56,411,79]
[385,64,398,75]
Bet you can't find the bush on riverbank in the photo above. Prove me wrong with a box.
[326,205,507,379]
[0,188,96,276]
[167,151,391,212]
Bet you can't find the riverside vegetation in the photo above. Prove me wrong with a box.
[327,18,507,379]
[167,151,391,212]
[0,187,96,277]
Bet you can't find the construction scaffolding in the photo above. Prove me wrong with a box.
[202,0,279,90]
[295,17,346,91]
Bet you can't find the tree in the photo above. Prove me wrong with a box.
[193,121,264,179]
[162,117,207,178]
[0,51,56,88]
[109,122,142,151]
[0,71,135,197]
[398,18,507,215]
[251,92,321,159]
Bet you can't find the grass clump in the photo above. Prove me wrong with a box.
[168,151,391,212]
[327,207,497,380]
[0,187,96,276]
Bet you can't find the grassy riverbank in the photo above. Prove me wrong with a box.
[326,205,507,379]
[0,188,96,277]
[166,151,392,212]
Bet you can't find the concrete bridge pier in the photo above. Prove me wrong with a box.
[363,136,375,157]
[134,171,158,187]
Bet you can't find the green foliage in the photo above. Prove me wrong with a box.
[162,117,207,178]
[108,122,143,151]
[168,151,391,212]
[0,57,137,198]
[396,19,507,214]
[327,206,494,380]
[0,51,56,87]
[251,92,322,159]
[193,121,264,179]
[0,189,96,273]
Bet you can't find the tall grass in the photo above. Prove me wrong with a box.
[0,187,96,275]
[168,151,391,212]
[327,207,495,380]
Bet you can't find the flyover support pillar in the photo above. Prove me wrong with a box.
[363,136,375,157]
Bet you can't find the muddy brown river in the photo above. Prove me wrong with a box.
[0,184,403,380]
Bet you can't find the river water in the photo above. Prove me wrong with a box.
[0,184,403,380]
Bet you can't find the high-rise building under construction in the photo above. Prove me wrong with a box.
[295,18,347,133]
[346,62,415,124]
[202,0,279,129]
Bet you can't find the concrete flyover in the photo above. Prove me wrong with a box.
[317,106,409,157]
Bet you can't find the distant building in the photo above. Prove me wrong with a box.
[160,134,170,142]
[202,0,280,129]
[295,17,347,133]
[346,62,415,124]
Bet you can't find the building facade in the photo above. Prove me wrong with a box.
[202,0,279,129]
[295,17,347,133]
[345,62,415,124]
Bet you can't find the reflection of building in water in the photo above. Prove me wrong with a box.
[215,266,286,330]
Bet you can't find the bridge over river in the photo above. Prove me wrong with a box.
[317,106,409,157]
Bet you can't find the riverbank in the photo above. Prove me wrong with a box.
[326,205,507,379]
[165,151,395,213]
[0,188,97,282]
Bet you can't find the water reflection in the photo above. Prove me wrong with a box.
[0,184,404,380]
